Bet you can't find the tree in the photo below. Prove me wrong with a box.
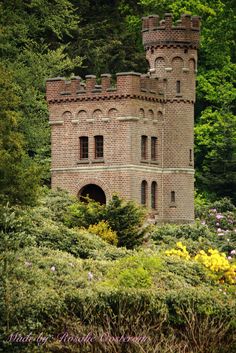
[0,65,41,205]
[103,195,148,249]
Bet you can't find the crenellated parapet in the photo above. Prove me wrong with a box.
[142,13,200,49]
[46,72,165,103]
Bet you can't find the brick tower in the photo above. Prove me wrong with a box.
[46,13,200,223]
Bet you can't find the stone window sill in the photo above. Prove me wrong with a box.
[150,160,159,165]
[77,159,89,164]
[169,203,177,208]
[91,159,105,163]
[140,159,149,163]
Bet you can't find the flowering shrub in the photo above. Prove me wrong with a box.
[165,243,236,285]
[195,198,236,256]
[165,242,190,260]
[194,249,236,284]
[88,220,118,245]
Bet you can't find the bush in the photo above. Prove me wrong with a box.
[64,194,148,249]
[88,220,118,245]
[102,195,148,249]
[102,253,163,289]
[63,196,104,228]
[165,243,236,285]
[151,222,215,254]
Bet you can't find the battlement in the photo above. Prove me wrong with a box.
[142,13,200,49]
[46,72,164,103]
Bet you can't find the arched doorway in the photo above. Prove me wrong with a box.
[79,184,106,204]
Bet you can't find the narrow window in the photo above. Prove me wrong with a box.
[176,80,181,94]
[151,181,157,209]
[94,135,104,158]
[80,136,88,159]
[141,180,147,205]
[141,135,148,160]
[189,149,192,163]
[171,191,176,203]
[151,137,157,161]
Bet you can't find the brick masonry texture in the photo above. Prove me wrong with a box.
[46,13,200,223]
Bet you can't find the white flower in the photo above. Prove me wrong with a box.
[25,261,32,267]
[51,266,56,272]
[88,272,93,281]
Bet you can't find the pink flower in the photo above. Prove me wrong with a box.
[217,228,222,232]
[201,220,206,225]
[216,222,220,226]
[230,249,236,255]
[216,214,224,220]
[227,256,232,260]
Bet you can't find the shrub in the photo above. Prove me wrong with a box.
[151,222,215,255]
[88,220,118,245]
[103,253,162,289]
[165,242,190,260]
[165,243,236,285]
[102,194,148,249]
[39,187,77,222]
[63,197,104,228]
[196,199,236,255]
[57,193,148,249]
[195,249,236,284]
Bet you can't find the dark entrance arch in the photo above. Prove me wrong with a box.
[79,184,106,204]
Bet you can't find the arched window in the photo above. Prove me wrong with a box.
[171,191,176,203]
[141,180,147,206]
[189,149,193,163]
[94,135,104,158]
[139,108,145,118]
[92,109,102,119]
[77,110,87,121]
[176,80,181,94]
[148,109,154,119]
[151,137,157,161]
[108,108,118,118]
[151,181,157,209]
[141,135,148,160]
[155,57,166,77]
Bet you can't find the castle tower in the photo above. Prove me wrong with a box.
[142,13,200,222]
[46,13,200,223]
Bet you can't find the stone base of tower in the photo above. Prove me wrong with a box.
[51,168,194,223]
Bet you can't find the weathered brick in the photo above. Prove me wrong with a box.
[46,13,200,223]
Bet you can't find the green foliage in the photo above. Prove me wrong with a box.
[64,194,148,249]
[151,222,215,254]
[195,199,236,255]
[0,0,82,188]
[64,196,104,228]
[102,194,148,249]
[104,253,162,289]
[0,65,41,205]
[0,195,235,352]
[195,108,236,202]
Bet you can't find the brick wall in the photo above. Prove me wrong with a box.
[46,13,200,223]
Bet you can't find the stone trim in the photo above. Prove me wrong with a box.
[49,120,64,125]
[51,165,195,174]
